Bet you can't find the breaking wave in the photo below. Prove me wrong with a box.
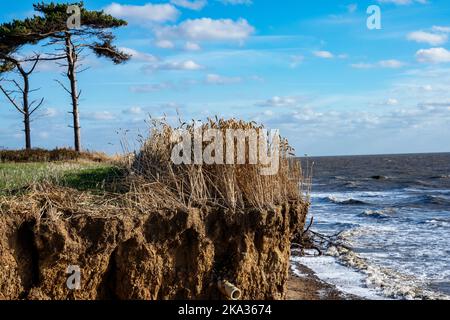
[408,194,450,207]
[327,244,450,300]
[324,196,368,205]
[358,208,396,219]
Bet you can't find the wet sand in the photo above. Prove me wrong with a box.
[286,264,361,300]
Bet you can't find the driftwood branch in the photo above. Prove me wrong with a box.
[292,216,353,257]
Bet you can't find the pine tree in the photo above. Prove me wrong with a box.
[0,16,59,150]
[33,1,130,152]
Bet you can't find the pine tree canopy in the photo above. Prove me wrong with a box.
[32,1,130,64]
[0,2,130,67]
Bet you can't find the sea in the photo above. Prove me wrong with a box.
[291,153,450,300]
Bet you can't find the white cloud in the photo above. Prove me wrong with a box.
[42,108,58,117]
[155,18,255,42]
[122,107,143,114]
[350,62,374,69]
[263,110,274,117]
[205,74,241,85]
[130,83,173,93]
[120,47,202,73]
[164,60,202,70]
[378,59,405,68]
[155,40,175,49]
[432,26,450,33]
[407,31,448,46]
[259,96,298,108]
[313,50,334,59]
[416,47,450,63]
[38,132,49,139]
[84,111,116,121]
[145,60,203,71]
[119,47,158,62]
[418,101,450,110]
[184,41,201,51]
[351,59,405,69]
[104,2,179,23]
[386,98,399,106]
[170,0,207,10]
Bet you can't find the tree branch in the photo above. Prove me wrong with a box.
[0,84,24,115]
[29,97,45,115]
[54,79,71,95]
[26,56,40,75]
[5,79,24,94]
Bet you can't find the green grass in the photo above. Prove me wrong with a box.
[59,165,124,192]
[0,161,123,195]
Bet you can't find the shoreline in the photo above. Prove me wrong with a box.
[286,263,362,300]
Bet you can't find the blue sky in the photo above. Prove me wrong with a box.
[1,0,450,156]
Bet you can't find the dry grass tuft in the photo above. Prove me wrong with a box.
[0,181,185,221]
[131,117,311,211]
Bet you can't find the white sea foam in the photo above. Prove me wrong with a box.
[293,221,450,300]
[308,177,450,300]
[425,219,450,228]
[360,208,396,218]
[311,191,409,205]
[291,254,385,300]
[290,264,308,278]
[327,246,450,300]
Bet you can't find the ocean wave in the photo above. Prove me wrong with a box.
[414,195,450,206]
[331,225,449,299]
[339,225,397,241]
[425,219,450,228]
[324,196,368,205]
[359,208,396,219]
[430,174,450,180]
[344,181,359,188]
[403,188,450,194]
[414,180,434,187]
[326,245,450,300]
[371,175,389,180]
[313,190,406,201]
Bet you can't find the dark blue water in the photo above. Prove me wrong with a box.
[301,153,450,299]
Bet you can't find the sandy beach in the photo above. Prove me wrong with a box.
[286,264,360,300]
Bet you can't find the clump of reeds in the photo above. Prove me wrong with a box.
[131,117,311,211]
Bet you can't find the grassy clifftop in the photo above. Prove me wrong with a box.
[0,162,122,195]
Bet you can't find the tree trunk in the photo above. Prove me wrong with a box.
[65,34,81,152]
[18,66,31,150]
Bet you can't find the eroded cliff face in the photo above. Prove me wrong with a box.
[0,201,307,300]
